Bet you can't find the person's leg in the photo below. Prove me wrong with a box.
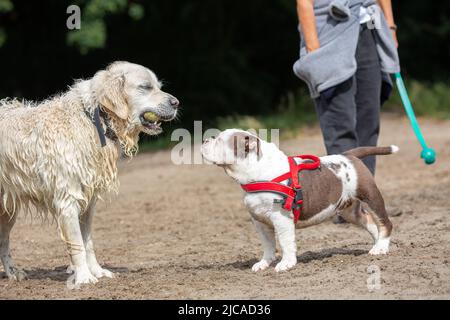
[353,27,402,217]
[314,77,358,157]
[355,27,382,175]
[315,72,358,225]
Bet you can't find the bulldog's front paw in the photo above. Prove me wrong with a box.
[369,245,389,255]
[275,258,297,272]
[369,238,390,255]
[252,259,272,272]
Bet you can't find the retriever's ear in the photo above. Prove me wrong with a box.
[92,70,129,120]
[230,132,262,159]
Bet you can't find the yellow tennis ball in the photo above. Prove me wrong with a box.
[143,112,159,122]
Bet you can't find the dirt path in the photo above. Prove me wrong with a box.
[1,114,449,299]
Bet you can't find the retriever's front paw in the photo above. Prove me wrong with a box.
[69,267,98,287]
[252,259,271,272]
[66,264,75,274]
[6,267,27,281]
[89,265,114,279]
[275,258,297,272]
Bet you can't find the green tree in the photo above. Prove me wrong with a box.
[0,0,13,46]
[66,0,144,54]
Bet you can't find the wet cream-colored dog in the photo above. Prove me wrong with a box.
[0,61,179,285]
[201,129,396,272]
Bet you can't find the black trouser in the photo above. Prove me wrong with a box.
[315,26,382,175]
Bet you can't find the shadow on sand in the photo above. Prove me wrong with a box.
[226,247,366,270]
[0,265,129,282]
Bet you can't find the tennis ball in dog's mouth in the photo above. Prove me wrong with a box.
[143,112,159,122]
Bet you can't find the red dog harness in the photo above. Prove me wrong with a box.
[241,155,321,223]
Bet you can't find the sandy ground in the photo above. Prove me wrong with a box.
[1,114,449,299]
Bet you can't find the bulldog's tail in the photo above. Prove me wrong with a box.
[343,145,399,159]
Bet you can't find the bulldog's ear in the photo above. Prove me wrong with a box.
[92,70,129,120]
[230,132,262,159]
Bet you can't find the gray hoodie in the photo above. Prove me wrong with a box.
[293,0,400,98]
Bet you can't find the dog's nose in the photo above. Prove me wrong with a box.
[169,97,179,108]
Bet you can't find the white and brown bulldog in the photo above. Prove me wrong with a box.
[201,129,398,272]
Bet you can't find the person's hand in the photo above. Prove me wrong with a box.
[390,24,398,48]
[306,38,320,53]
[392,30,398,48]
[306,43,320,53]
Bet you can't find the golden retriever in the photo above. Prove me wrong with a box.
[0,61,178,285]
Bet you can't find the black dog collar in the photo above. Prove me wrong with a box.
[85,106,118,147]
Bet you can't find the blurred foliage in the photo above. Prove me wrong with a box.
[0,0,12,12]
[219,80,450,139]
[128,3,144,21]
[385,80,450,119]
[0,0,448,146]
[395,1,450,80]
[0,0,12,46]
[217,87,317,139]
[66,0,144,54]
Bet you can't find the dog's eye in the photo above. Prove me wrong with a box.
[139,84,153,91]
